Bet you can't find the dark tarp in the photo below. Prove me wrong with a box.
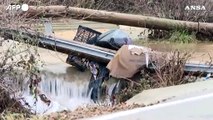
[87,63,109,103]
[87,29,133,50]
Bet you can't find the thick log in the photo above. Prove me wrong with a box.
[24,6,213,36]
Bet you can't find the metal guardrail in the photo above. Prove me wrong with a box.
[0,27,116,63]
[184,63,213,73]
[1,27,213,74]
[148,63,213,75]
[41,37,213,74]
[38,36,115,62]
[41,36,213,73]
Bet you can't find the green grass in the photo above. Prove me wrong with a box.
[169,30,197,43]
[134,29,198,45]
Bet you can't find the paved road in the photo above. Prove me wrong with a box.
[89,93,213,120]
[127,80,213,105]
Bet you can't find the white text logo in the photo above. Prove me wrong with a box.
[185,5,206,11]
[6,4,29,11]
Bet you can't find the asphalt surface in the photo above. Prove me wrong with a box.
[89,92,213,120]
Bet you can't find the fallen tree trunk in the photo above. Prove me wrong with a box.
[23,6,213,36]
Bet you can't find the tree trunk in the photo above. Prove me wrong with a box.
[17,6,213,36]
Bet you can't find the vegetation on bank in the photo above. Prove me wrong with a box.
[116,50,203,103]
[0,40,42,119]
[169,30,197,43]
[134,30,198,45]
[146,29,198,43]
[0,2,43,119]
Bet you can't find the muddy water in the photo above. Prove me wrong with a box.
[144,42,213,64]
[50,19,213,64]
[51,23,213,64]
[2,19,212,114]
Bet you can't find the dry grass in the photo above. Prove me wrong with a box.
[116,50,206,103]
[0,0,43,117]
[148,51,192,88]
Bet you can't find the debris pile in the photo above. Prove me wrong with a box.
[67,26,133,103]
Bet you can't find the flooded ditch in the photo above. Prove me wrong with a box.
[2,19,213,116]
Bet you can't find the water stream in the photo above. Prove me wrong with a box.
[20,66,118,114]
[21,67,93,114]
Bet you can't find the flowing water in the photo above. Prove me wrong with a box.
[17,46,118,114]
[21,67,93,114]
[21,67,118,114]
